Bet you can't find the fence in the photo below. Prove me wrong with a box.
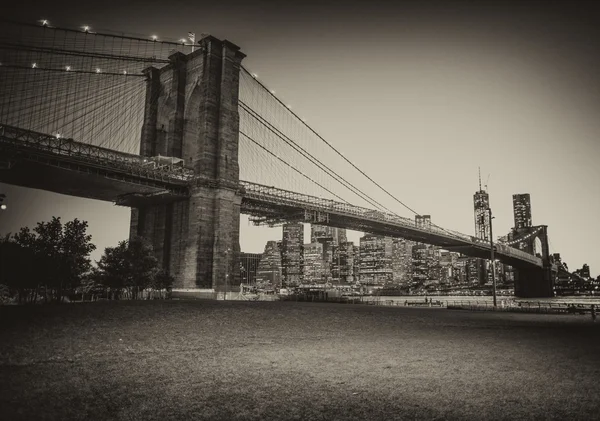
[276,293,597,315]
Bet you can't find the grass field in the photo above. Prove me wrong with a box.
[1,300,599,420]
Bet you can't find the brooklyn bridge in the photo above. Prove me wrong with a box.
[0,20,557,298]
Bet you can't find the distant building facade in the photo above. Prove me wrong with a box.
[303,242,326,284]
[474,190,490,241]
[240,253,262,285]
[513,193,532,230]
[281,223,304,286]
[359,234,393,285]
[311,225,347,246]
[255,241,282,287]
[392,238,414,286]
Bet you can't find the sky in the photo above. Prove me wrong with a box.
[1,0,599,275]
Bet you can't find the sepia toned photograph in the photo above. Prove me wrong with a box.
[1,0,599,419]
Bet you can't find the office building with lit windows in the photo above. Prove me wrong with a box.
[513,193,532,230]
[255,241,282,287]
[303,242,326,284]
[281,223,304,286]
[359,234,393,285]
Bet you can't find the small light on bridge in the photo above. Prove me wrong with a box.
[83,26,90,32]
[151,35,158,41]
[0,204,6,210]
[65,66,71,71]
[55,132,61,139]
[251,73,258,78]
[123,70,127,75]
[41,20,49,26]
[96,68,101,73]
[179,39,187,44]
[270,90,275,94]
[32,63,37,69]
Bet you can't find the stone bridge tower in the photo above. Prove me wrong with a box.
[511,225,554,297]
[129,36,245,299]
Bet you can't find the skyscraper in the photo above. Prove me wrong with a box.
[513,193,532,230]
[255,241,282,287]
[303,242,325,284]
[359,234,393,286]
[392,238,414,286]
[412,244,429,283]
[473,169,490,241]
[472,170,491,285]
[311,224,347,245]
[352,244,361,284]
[335,241,356,284]
[281,223,304,286]
[240,252,262,285]
[310,224,347,281]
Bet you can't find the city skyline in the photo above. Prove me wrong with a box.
[243,222,529,291]
[1,0,599,277]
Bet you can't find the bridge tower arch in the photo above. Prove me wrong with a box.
[129,36,245,298]
[512,225,554,297]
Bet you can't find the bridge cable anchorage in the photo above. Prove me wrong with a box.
[239,66,466,239]
[239,102,394,214]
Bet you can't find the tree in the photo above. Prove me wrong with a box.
[12,217,96,302]
[125,236,160,298]
[1,233,52,303]
[80,268,108,301]
[95,236,162,299]
[151,270,175,299]
[96,240,129,299]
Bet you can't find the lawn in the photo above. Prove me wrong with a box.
[1,300,599,420]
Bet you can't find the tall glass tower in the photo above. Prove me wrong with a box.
[473,170,490,241]
[512,193,532,230]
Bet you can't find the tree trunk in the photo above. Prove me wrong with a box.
[57,280,63,304]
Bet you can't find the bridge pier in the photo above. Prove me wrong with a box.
[511,225,554,298]
[514,266,554,298]
[129,35,246,296]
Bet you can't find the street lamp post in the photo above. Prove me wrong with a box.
[225,247,231,300]
[488,207,497,307]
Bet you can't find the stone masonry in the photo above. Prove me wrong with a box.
[129,36,245,296]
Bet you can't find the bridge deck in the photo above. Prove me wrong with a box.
[0,124,542,269]
[240,181,543,269]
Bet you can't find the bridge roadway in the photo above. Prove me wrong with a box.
[0,124,192,202]
[0,124,542,269]
[240,182,542,269]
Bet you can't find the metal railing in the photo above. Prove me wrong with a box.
[0,124,196,184]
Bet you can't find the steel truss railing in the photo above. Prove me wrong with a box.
[0,124,195,184]
[241,181,543,267]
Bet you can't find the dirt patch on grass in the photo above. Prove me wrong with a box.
[1,300,599,420]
